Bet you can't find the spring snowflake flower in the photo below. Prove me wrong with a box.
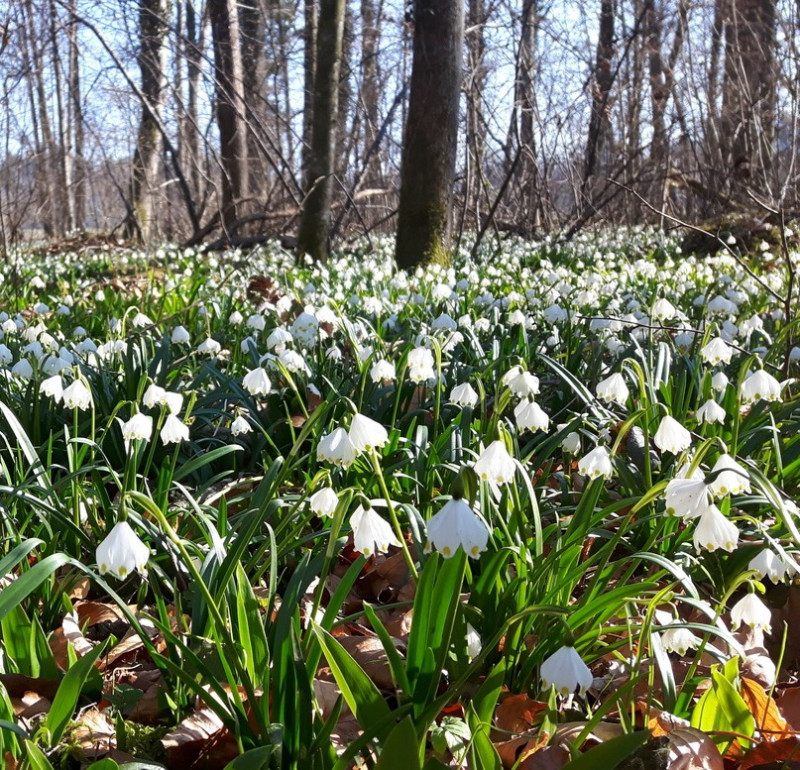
[131,312,152,328]
[278,349,311,375]
[730,593,772,633]
[317,427,358,467]
[693,504,738,552]
[740,370,782,404]
[407,347,435,383]
[540,645,593,696]
[474,441,516,485]
[700,337,733,365]
[349,504,401,557]
[370,359,396,384]
[121,413,153,443]
[160,414,189,445]
[578,446,613,479]
[712,371,729,393]
[653,415,692,455]
[450,382,479,408]
[11,359,34,379]
[426,497,489,558]
[0,344,11,364]
[664,476,711,518]
[62,380,93,411]
[661,627,700,656]
[708,455,750,497]
[652,298,677,322]
[596,372,629,406]
[41,375,64,403]
[96,521,150,579]
[230,415,252,436]
[309,487,339,517]
[561,431,581,454]
[697,399,726,424]
[243,367,272,396]
[348,413,389,453]
[514,399,550,433]
[171,325,191,344]
[196,337,222,357]
[466,623,482,659]
[504,368,540,398]
[749,549,796,583]
[142,383,167,408]
[247,313,266,332]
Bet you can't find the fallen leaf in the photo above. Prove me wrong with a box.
[162,707,239,770]
[518,744,570,769]
[667,726,724,769]
[777,686,800,730]
[336,635,401,690]
[740,677,790,740]
[71,707,116,759]
[494,694,547,734]
[738,736,800,769]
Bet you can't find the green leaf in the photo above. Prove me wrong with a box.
[23,740,56,770]
[223,745,278,769]
[0,539,43,581]
[85,760,120,770]
[375,717,421,770]
[0,554,73,624]
[562,730,650,769]
[690,668,755,752]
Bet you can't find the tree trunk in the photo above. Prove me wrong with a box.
[67,0,84,230]
[359,0,382,185]
[465,0,487,225]
[296,0,346,261]
[395,0,464,269]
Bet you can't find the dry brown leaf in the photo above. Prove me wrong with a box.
[335,635,400,690]
[666,726,724,770]
[742,646,777,690]
[738,736,800,769]
[162,707,239,770]
[71,707,116,759]
[740,677,790,740]
[518,745,571,770]
[50,614,96,670]
[778,687,800,731]
[495,736,535,768]
[649,708,691,737]
[494,694,547,734]
[12,691,51,719]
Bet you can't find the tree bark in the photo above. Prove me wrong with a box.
[395,0,464,269]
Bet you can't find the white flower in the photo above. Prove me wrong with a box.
[712,372,729,393]
[131,312,152,328]
[449,382,479,408]
[700,337,733,365]
[730,593,772,633]
[171,325,191,344]
[317,427,358,467]
[661,627,700,656]
[578,446,613,479]
[407,347,435,383]
[652,298,677,322]
[121,413,153,443]
[697,399,726,424]
[11,359,34,379]
[596,372,629,406]
[749,549,796,583]
[247,313,266,332]
[506,370,540,398]
[160,414,189,445]
[230,415,252,436]
[514,399,550,432]
[348,413,389,453]
[349,505,401,556]
[278,349,310,375]
[693,504,738,552]
[243,367,272,396]
[653,415,692,455]
[196,337,222,356]
[41,375,64,402]
[540,645,593,695]
[370,359,396,384]
[561,431,581,454]
[96,521,150,579]
[267,327,293,351]
[708,455,751,497]
[163,391,183,415]
[474,441,516,485]
[0,344,11,364]
[229,310,244,325]
[426,497,489,558]
[740,370,782,404]
[466,623,482,659]
[142,384,167,408]
[62,380,93,411]
[309,487,339,517]
[664,476,711,519]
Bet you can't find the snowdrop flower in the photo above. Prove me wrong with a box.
[317,427,358,468]
[196,337,222,357]
[693,504,738,552]
[160,414,189,445]
[700,337,733,365]
[653,415,692,455]
[348,413,389,453]
[349,504,401,557]
[426,497,489,558]
[661,627,700,656]
[540,645,593,696]
[407,346,435,383]
[697,399,726,425]
[432,312,457,331]
[712,371,729,393]
[708,455,750,497]
[41,375,64,402]
[96,521,150,579]
[740,370,782,404]
[664,476,710,518]
[514,399,550,433]
[230,415,252,436]
[171,325,191,344]
[62,380,93,411]
[474,441,516,485]
[121,413,153,443]
[370,359,396,384]
[243,367,272,396]
[449,382,479,408]
[730,593,772,633]
[578,446,613,479]
[309,487,339,517]
[749,549,796,583]
[596,372,629,406]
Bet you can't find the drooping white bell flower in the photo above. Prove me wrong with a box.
[243,367,272,396]
[540,645,593,696]
[740,370,782,404]
[474,441,516,485]
[749,549,796,583]
[595,372,629,406]
[62,380,93,411]
[230,414,252,436]
[11,359,34,380]
[348,413,389,453]
[661,626,701,656]
[730,593,772,633]
[505,370,540,398]
[196,337,222,357]
[449,382,479,408]
[142,384,167,409]
[121,413,153,444]
[712,371,729,393]
[708,455,751,497]
[160,414,190,445]
[317,427,358,468]
[349,504,401,557]
[652,298,677,322]
[171,325,191,344]
[41,375,64,403]
[693,504,738,553]
[309,487,339,517]
[700,337,734,365]
[426,497,489,559]
[664,476,711,519]
[466,623,482,659]
[407,347,436,383]
[577,446,613,479]
[514,399,550,433]
[561,431,581,454]
[370,359,396,384]
[653,415,692,455]
[96,521,150,579]
[696,399,726,425]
